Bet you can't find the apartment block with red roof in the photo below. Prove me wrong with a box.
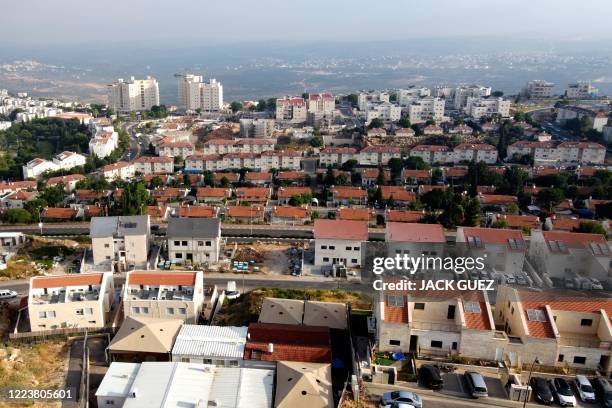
[319,147,359,167]
[409,145,452,165]
[270,206,310,225]
[330,186,367,207]
[277,186,312,206]
[28,272,115,332]
[456,227,527,276]
[359,145,401,166]
[196,187,231,203]
[496,286,612,373]
[123,271,204,324]
[313,219,368,269]
[1,190,38,208]
[134,156,174,175]
[235,187,271,205]
[376,282,502,361]
[385,223,447,274]
[528,230,611,281]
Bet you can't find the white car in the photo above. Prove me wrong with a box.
[590,278,604,290]
[0,289,18,300]
[574,375,596,402]
[550,378,577,407]
[383,403,416,408]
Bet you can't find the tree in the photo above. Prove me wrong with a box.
[39,184,66,207]
[346,94,358,108]
[462,197,481,226]
[420,188,448,210]
[266,98,276,111]
[149,176,164,188]
[230,102,243,113]
[5,208,33,224]
[397,117,411,128]
[439,202,464,229]
[376,166,386,186]
[431,168,443,185]
[368,118,384,129]
[574,221,606,236]
[537,187,565,211]
[324,167,336,186]
[403,156,430,170]
[255,99,267,112]
[388,158,403,181]
[309,136,323,148]
[24,198,48,220]
[372,186,383,204]
[492,91,504,97]
[506,202,520,215]
[340,159,359,172]
[116,180,149,215]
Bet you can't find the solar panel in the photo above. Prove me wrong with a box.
[464,301,481,313]
[387,295,404,307]
[527,309,546,322]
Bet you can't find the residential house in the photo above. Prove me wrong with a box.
[196,187,230,203]
[46,174,85,192]
[22,158,58,179]
[90,215,150,271]
[235,187,271,205]
[167,217,221,264]
[456,227,526,276]
[53,151,86,170]
[171,325,248,366]
[277,186,312,205]
[313,219,368,268]
[330,186,367,207]
[225,205,265,223]
[271,206,310,225]
[134,156,174,175]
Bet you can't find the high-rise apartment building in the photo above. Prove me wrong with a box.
[176,73,224,112]
[107,76,159,112]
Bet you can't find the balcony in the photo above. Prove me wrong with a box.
[559,333,611,350]
[410,320,461,333]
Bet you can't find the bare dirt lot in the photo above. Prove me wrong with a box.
[232,241,306,275]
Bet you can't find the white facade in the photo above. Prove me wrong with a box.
[397,87,431,106]
[358,91,390,110]
[364,102,401,124]
[565,81,599,99]
[22,158,59,179]
[177,73,224,111]
[276,97,307,123]
[133,156,174,174]
[464,97,511,119]
[406,97,445,124]
[526,80,555,99]
[108,76,160,112]
[452,85,491,109]
[53,151,87,170]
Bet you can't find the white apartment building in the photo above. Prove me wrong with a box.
[90,215,150,271]
[464,97,511,119]
[556,106,609,132]
[202,138,275,155]
[406,97,446,124]
[167,218,221,264]
[507,141,559,164]
[101,161,135,181]
[123,271,204,323]
[565,81,599,99]
[557,141,606,164]
[456,227,527,276]
[319,147,359,167]
[239,118,275,138]
[453,143,498,164]
[358,91,390,110]
[528,230,611,281]
[259,150,302,171]
[397,88,431,106]
[525,80,555,99]
[307,93,335,117]
[133,156,174,175]
[176,73,224,111]
[313,219,367,269]
[157,138,195,158]
[364,102,402,124]
[171,325,248,366]
[53,151,87,170]
[359,146,401,166]
[452,85,492,109]
[409,145,452,164]
[28,273,115,332]
[22,158,59,179]
[89,128,118,158]
[276,97,307,123]
[107,76,160,113]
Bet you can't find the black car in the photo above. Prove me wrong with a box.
[419,365,443,390]
[592,377,612,408]
[530,377,554,405]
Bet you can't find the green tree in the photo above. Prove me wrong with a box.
[506,202,520,215]
[309,136,323,148]
[403,156,430,170]
[537,187,565,211]
[340,159,359,172]
[397,117,411,128]
[255,99,267,111]
[5,208,33,224]
[368,118,384,129]
[462,197,481,226]
[376,166,386,186]
[388,158,404,181]
[324,167,336,186]
[574,221,606,236]
[230,102,243,113]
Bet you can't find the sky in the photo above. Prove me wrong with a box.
[2,0,612,46]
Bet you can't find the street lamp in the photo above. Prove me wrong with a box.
[523,357,541,408]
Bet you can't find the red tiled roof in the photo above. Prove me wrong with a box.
[244,323,331,363]
[276,171,307,180]
[331,187,367,199]
[272,206,309,219]
[386,222,445,243]
[337,207,373,221]
[236,187,271,199]
[128,272,196,286]
[402,169,430,179]
[313,219,368,241]
[42,207,78,219]
[226,205,264,218]
[549,217,581,232]
[445,168,467,178]
[178,206,216,218]
[245,172,273,182]
[32,273,104,289]
[496,214,540,230]
[196,187,230,198]
[463,301,492,330]
[542,231,607,250]
[381,186,415,202]
[47,174,86,185]
[479,194,518,205]
[462,227,525,247]
[385,210,425,223]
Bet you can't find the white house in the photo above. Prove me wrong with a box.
[313,219,368,269]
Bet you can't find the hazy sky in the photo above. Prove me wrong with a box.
[2,0,612,45]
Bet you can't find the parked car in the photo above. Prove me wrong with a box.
[549,378,576,407]
[380,391,422,408]
[419,365,443,390]
[590,278,604,290]
[383,403,416,408]
[516,274,528,285]
[564,278,575,289]
[574,375,596,402]
[464,371,488,398]
[591,377,612,408]
[0,289,17,300]
[530,377,553,405]
[505,274,516,284]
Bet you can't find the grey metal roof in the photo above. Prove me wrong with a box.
[166,217,221,238]
[172,325,247,359]
[90,215,149,238]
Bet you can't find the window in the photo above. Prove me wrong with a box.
[204,359,213,364]
[580,319,593,327]
[387,295,404,307]
[167,308,175,315]
[205,241,211,246]
[558,354,564,362]
[178,308,187,315]
[527,309,546,322]
[229,360,239,367]
[353,247,359,251]
[174,241,180,246]
[323,257,329,262]
[132,307,140,314]
[414,303,425,310]
[573,356,586,365]
[321,245,327,250]
[430,340,443,348]
[351,258,358,263]
[451,342,458,350]
[104,243,110,248]
[142,307,149,314]
[329,245,335,250]
[75,309,84,315]
[85,308,93,315]
[38,311,47,318]
[346,246,351,251]
[181,358,190,363]
[105,400,115,405]
[389,340,401,346]
[181,241,188,246]
[176,253,183,259]
[198,241,204,246]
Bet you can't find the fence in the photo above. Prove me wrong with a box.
[9,326,114,344]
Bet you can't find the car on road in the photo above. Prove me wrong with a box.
[548,377,576,406]
[0,289,18,300]
[464,371,488,398]
[380,391,422,408]
[591,377,612,408]
[383,403,415,408]
[419,365,443,390]
[574,375,596,402]
[530,377,554,405]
